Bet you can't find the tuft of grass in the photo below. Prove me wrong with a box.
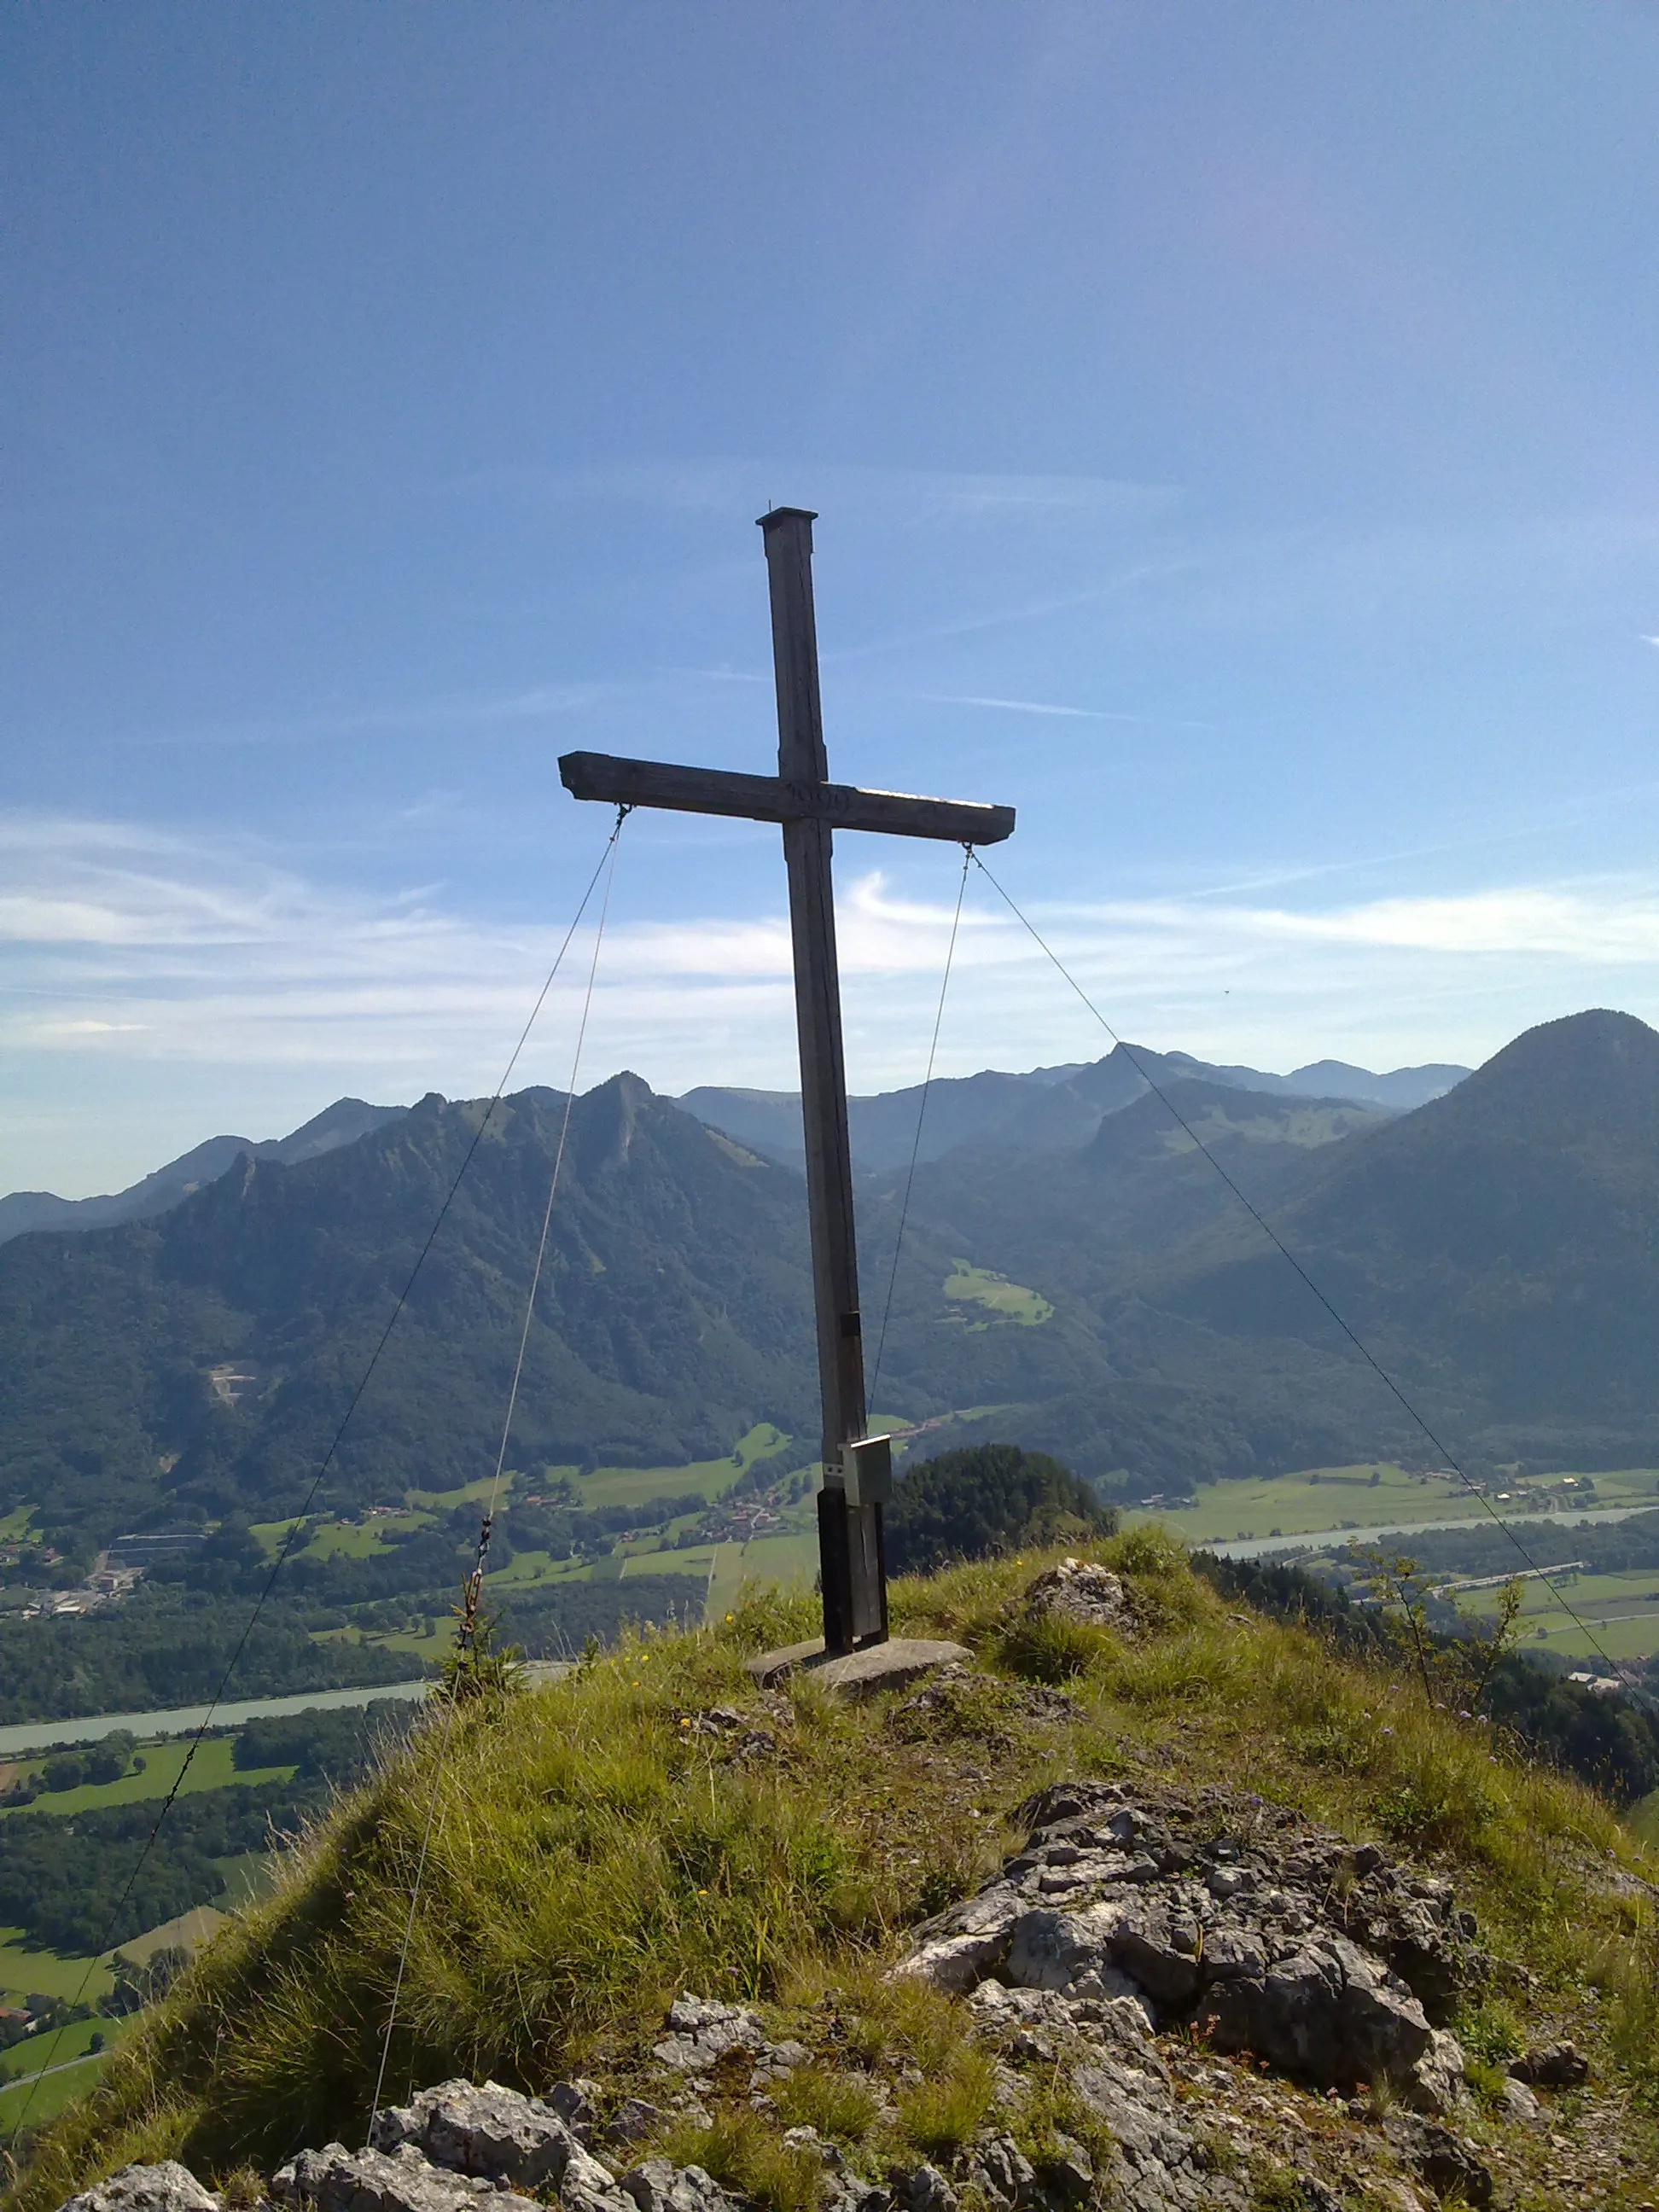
[998,1614,1115,1685]
[1453,1997,1522,2067]
[1249,2163,1305,2211]
[664,2110,823,2212]
[1463,2052,1509,2110]
[1006,2069,1116,2175]
[894,2048,996,2161]
[1592,1906,1659,2089]
[772,2064,879,2146]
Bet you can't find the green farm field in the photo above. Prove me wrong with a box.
[1461,1567,1659,1662]
[564,1422,794,1509]
[0,2013,114,2087]
[0,1934,110,2007]
[942,1260,1053,1328]
[1129,1465,1659,1547]
[1,1738,292,1821]
[706,1532,818,1615]
[261,1424,799,1567]
[0,2049,107,2133]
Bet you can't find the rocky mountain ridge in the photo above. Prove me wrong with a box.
[677,1046,1465,1175]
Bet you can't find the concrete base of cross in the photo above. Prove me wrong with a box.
[745,1634,969,1697]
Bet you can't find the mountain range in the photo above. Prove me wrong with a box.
[3,1012,1648,1565]
[678,1047,1466,1173]
[0,1098,405,1244]
[0,1046,1466,1248]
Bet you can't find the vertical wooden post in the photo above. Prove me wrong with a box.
[758,507,887,1651]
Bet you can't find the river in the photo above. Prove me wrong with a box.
[0,1679,432,1760]
[1203,1500,1658,1561]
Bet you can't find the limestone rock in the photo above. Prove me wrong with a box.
[1023,1562,1132,1634]
[652,1995,767,2073]
[370,2079,602,2187]
[61,2165,221,2212]
[618,2160,743,2212]
[962,2136,1038,2210]
[824,2184,893,2212]
[1070,2053,1217,2210]
[1030,2137,1092,2208]
[1405,2027,1465,2116]
[273,2141,544,2212]
[1194,1936,1435,2096]
[967,1977,1155,2057]
[605,2100,666,2148]
[1362,2185,1426,2212]
[1499,2075,1543,2125]
[779,2126,841,2172]
[891,1778,1487,2105]
[888,1892,1022,1993]
[891,2168,956,2212]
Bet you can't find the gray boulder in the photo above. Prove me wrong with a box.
[1192,1934,1436,2097]
[1499,2075,1543,2125]
[1070,2055,1232,2211]
[652,1996,767,2073]
[891,2168,956,2212]
[618,2159,743,2212]
[61,2166,221,2212]
[1382,2116,1493,2209]
[1022,1562,1133,1634]
[961,2137,1038,2210]
[273,2142,544,2212]
[370,2080,600,2187]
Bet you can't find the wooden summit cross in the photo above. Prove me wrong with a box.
[560,509,1016,1654]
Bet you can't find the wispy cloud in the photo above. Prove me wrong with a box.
[908,690,1220,729]
[464,457,1179,530]
[144,683,605,751]
[5,817,1659,1185]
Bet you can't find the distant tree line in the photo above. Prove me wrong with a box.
[0,1587,419,1726]
[1,1731,141,1807]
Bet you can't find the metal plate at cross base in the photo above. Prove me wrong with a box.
[559,509,1014,1654]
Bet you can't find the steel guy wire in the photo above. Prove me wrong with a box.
[368,812,627,2136]
[4,814,629,2142]
[869,842,973,1412]
[967,847,1634,1690]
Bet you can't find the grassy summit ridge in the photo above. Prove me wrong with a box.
[8,1535,1658,2208]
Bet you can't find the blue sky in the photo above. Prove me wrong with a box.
[5,3,1659,1196]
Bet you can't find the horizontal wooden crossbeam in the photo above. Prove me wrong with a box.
[559,751,1015,846]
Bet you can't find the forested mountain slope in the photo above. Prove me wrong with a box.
[919,1010,1659,1480]
[0,1077,1093,1558]
[1,1012,1650,1562]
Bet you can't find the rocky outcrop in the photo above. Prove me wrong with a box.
[60,2167,222,2212]
[366,2081,624,2212]
[271,2086,726,2212]
[651,1994,808,2087]
[1021,1563,1133,1636]
[274,2141,550,2212]
[893,1780,1483,2113]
